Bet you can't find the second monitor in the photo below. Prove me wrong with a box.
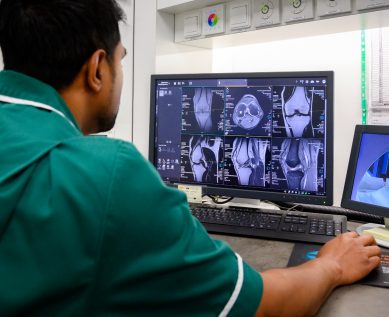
[149,72,334,205]
[342,125,389,247]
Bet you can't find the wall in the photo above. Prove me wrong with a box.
[156,11,212,74]
[108,0,134,141]
[0,51,3,69]
[132,0,158,156]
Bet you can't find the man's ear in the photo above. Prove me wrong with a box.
[86,49,107,93]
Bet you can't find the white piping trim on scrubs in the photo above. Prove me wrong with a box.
[219,253,244,317]
[0,94,77,130]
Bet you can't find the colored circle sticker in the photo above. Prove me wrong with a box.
[292,0,302,8]
[208,13,218,27]
[261,4,270,14]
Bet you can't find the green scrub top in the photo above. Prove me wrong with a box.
[0,70,263,316]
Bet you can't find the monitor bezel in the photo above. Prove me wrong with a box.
[149,71,334,206]
[341,124,389,217]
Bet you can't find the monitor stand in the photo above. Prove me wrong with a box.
[203,197,280,211]
[232,198,283,210]
[356,218,389,249]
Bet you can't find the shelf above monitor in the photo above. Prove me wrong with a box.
[158,0,234,14]
[173,8,389,49]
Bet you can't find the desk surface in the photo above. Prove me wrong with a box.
[212,222,388,317]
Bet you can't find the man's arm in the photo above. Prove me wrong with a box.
[255,232,381,317]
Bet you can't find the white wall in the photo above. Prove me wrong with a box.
[156,11,213,74]
[213,31,362,205]
[132,0,158,156]
[108,0,134,141]
[0,51,3,69]
[156,49,212,74]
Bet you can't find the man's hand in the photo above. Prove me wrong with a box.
[317,231,382,286]
[256,232,382,317]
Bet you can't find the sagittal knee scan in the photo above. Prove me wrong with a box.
[356,151,389,207]
[225,87,272,137]
[271,138,325,192]
[224,137,271,187]
[181,87,225,134]
[180,135,223,184]
[272,86,326,138]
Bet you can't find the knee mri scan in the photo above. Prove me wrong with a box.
[180,135,223,184]
[283,86,311,137]
[194,88,212,131]
[232,95,264,130]
[225,87,273,137]
[181,87,225,134]
[156,81,328,196]
[224,137,271,187]
[272,138,324,191]
[356,151,389,207]
[272,86,326,138]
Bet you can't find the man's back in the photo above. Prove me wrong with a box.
[0,70,126,315]
[0,70,263,316]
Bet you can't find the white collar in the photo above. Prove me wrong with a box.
[0,94,77,130]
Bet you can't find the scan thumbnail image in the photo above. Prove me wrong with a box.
[180,134,223,184]
[271,138,325,193]
[272,86,326,138]
[224,87,272,137]
[223,136,271,187]
[181,87,225,134]
[356,151,389,207]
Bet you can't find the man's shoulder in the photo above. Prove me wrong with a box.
[61,135,141,163]
[42,135,160,214]
[49,136,149,187]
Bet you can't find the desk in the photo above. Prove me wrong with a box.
[212,221,388,316]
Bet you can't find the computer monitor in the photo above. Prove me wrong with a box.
[341,125,389,244]
[149,72,334,205]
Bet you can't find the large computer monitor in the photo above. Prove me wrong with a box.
[149,72,334,205]
[341,125,389,245]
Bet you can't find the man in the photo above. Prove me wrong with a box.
[0,1,381,316]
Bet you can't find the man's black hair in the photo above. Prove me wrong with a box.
[0,0,125,90]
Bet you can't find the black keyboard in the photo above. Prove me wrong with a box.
[190,203,347,244]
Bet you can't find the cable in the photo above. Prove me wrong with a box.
[263,200,301,212]
[203,195,234,205]
[278,202,385,224]
[200,197,384,224]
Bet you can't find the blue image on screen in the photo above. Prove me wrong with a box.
[352,134,389,208]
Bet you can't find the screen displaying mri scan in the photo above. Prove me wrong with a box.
[350,133,389,208]
[152,73,332,200]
